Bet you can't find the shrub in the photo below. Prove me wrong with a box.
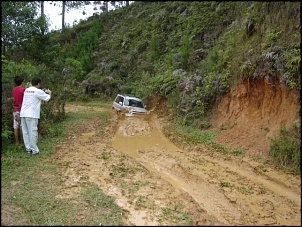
[269,123,301,174]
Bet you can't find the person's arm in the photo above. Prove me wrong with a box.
[38,89,52,102]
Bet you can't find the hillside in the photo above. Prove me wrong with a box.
[62,2,300,159]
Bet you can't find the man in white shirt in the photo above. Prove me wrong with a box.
[20,77,52,155]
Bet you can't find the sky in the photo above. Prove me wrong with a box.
[44,1,97,31]
[44,1,134,31]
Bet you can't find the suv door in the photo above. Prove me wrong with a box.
[113,95,124,111]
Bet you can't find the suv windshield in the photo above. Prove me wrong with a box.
[125,98,144,108]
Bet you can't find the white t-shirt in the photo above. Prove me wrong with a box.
[20,86,51,119]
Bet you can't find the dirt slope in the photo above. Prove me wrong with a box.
[46,102,301,226]
[209,78,300,157]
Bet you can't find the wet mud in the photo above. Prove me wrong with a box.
[48,104,301,226]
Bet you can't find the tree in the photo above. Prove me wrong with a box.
[49,1,90,33]
[1,1,43,56]
[41,1,44,17]
[62,1,66,32]
[40,1,47,35]
[47,1,132,33]
[92,1,131,14]
[92,1,109,13]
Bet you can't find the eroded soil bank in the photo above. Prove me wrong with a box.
[210,78,300,157]
[45,103,301,226]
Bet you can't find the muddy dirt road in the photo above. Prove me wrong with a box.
[49,104,301,226]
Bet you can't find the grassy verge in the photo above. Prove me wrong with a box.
[164,119,301,175]
[165,123,245,156]
[1,104,125,226]
[65,99,112,107]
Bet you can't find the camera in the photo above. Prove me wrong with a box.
[44,89,50,94]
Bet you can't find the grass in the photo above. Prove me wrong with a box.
[165,123,245,156]
[1,105,126,226]
[269,123,301,175]
[158,201,195,225]
[66,99,112,107]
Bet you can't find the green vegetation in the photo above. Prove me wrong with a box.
[66,100,112,107]
[165,123,245,156]
[159,201,194,225]
[1,109,125,225]
[269,122,301,175]
[65,20,103,73]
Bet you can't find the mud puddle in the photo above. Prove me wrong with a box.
[112,114,181,158]
[112,114,189,199]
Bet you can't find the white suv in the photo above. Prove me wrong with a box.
[112,94,148,115]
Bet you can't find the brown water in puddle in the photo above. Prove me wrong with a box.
[112,114,181,159]
[111,114,187,199]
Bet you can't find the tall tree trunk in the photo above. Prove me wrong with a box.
[41,1,45,35]
[105,1,108,12]
[62,1,65,33]
[41,1,44,15]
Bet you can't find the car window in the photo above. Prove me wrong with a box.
[115,96,124,104]
[129,99,144,108]
[124,98,129,106]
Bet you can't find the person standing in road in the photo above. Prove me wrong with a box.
[12,76,26,144]
[20,77,52,154]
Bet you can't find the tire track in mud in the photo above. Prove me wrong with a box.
[48,105,221,226]
[49,105,301,226]
[113,113,301,226]
[137,145,301,225]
